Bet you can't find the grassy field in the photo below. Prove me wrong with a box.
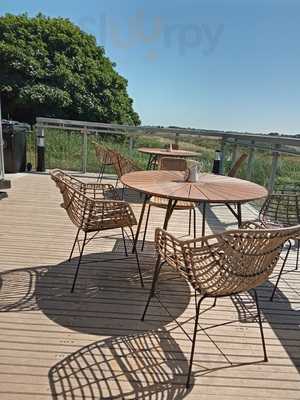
[26,129,300,189]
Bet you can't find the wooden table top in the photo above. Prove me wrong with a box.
[121,170,268,203]
[138,147,199,157]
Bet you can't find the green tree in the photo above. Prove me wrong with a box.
[0,13,140,125]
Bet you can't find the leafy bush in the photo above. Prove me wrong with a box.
[0,13,140,125]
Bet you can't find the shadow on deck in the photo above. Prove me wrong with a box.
[0,238,299,399]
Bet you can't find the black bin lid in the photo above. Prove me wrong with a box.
[2,119,30,133]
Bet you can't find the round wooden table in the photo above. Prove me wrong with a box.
[121,170,268,250]
[138,147,200,170]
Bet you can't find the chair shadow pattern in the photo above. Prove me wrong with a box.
[49,330,192,399]
[0,240,193,399]
[0,241,299,396]
[0,239,190,334]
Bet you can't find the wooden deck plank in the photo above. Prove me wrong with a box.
[0,173,299,399]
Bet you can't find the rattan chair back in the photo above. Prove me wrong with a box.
[51,170,91,229]
[159,157,187,171]
[50,169,116,199]
[50,169,83,191]
[110,151,140,179]
[155,225,300,297]
[259,193,300,227]
[228,153,248,177]
[50,170,137,232]
[93,142,113,165]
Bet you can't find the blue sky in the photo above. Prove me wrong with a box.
[1,0,300,133]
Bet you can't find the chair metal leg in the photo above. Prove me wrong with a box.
[101,163,106,182]
[188,209,191,236]
[193,207,196,239]
[97,163,105,183]
[212,298,217,307]
[186,295,207,388]
[253,289,268,362]
[141,255,162,320]
[71,231,87,293]
[121,227,128,257]
[201,202,206,237]
[237,203,242,228]
[296,239,299,270]
[69,227,81,261]
[132,194,150,254]
[270,240,292,301]
[128,226,144,287]
[141,204,151,251]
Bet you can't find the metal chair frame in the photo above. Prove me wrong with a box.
[141,157,197,251]
[210,153,248,224]
[141,225,300,388]
[50,169,144,291]
[254,191,300,299]
[109,150,141,198]
[93,142,114,183]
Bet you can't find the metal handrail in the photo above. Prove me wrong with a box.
[0,98,5,181]
[35,117,300,192]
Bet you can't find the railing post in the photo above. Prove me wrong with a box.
[175,132,179,147]
[268,145,280,193]
[0,97,4,180]
[232,139,240,163]
[36,127,45,172]
[246,140,255,180]
[129,135,134,152]
[82,127,88,173]
[220,138,226,174]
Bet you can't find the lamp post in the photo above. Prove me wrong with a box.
[0,96,10,189]
[0,96,5,180]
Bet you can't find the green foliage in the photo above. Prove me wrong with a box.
[26,130,300,192]
[0,13,140,125]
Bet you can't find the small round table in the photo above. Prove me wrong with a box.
[121,170,268,251]
[138,147,200,170]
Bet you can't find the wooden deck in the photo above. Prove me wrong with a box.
[0,172,299,400]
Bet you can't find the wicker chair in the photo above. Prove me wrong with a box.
[158,156,186,171]
[109,150,141,198]
[93,142,114,183]
[150,144,180,169]
[228,153,248,177]
[254,191,300,299]
[110,151,140,179]
[50,169,143,291]
[50,169,119,200]
[212,153,248,223]
[141,157,197,251]
[141,224,300,388]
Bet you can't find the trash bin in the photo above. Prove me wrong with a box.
[2,120,30,173]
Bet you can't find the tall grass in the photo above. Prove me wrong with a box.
[26,129,300,189]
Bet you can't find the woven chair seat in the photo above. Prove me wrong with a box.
[150,157,194,209]
[110,151,140,179]
[50,169,144,291]
[84,217,136,232]
[155,225,300,297]
[242,219,300,240]
[51,170,137,233]
[93,142,114,165]
[142,223,300,388]
[149,196,195,209]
